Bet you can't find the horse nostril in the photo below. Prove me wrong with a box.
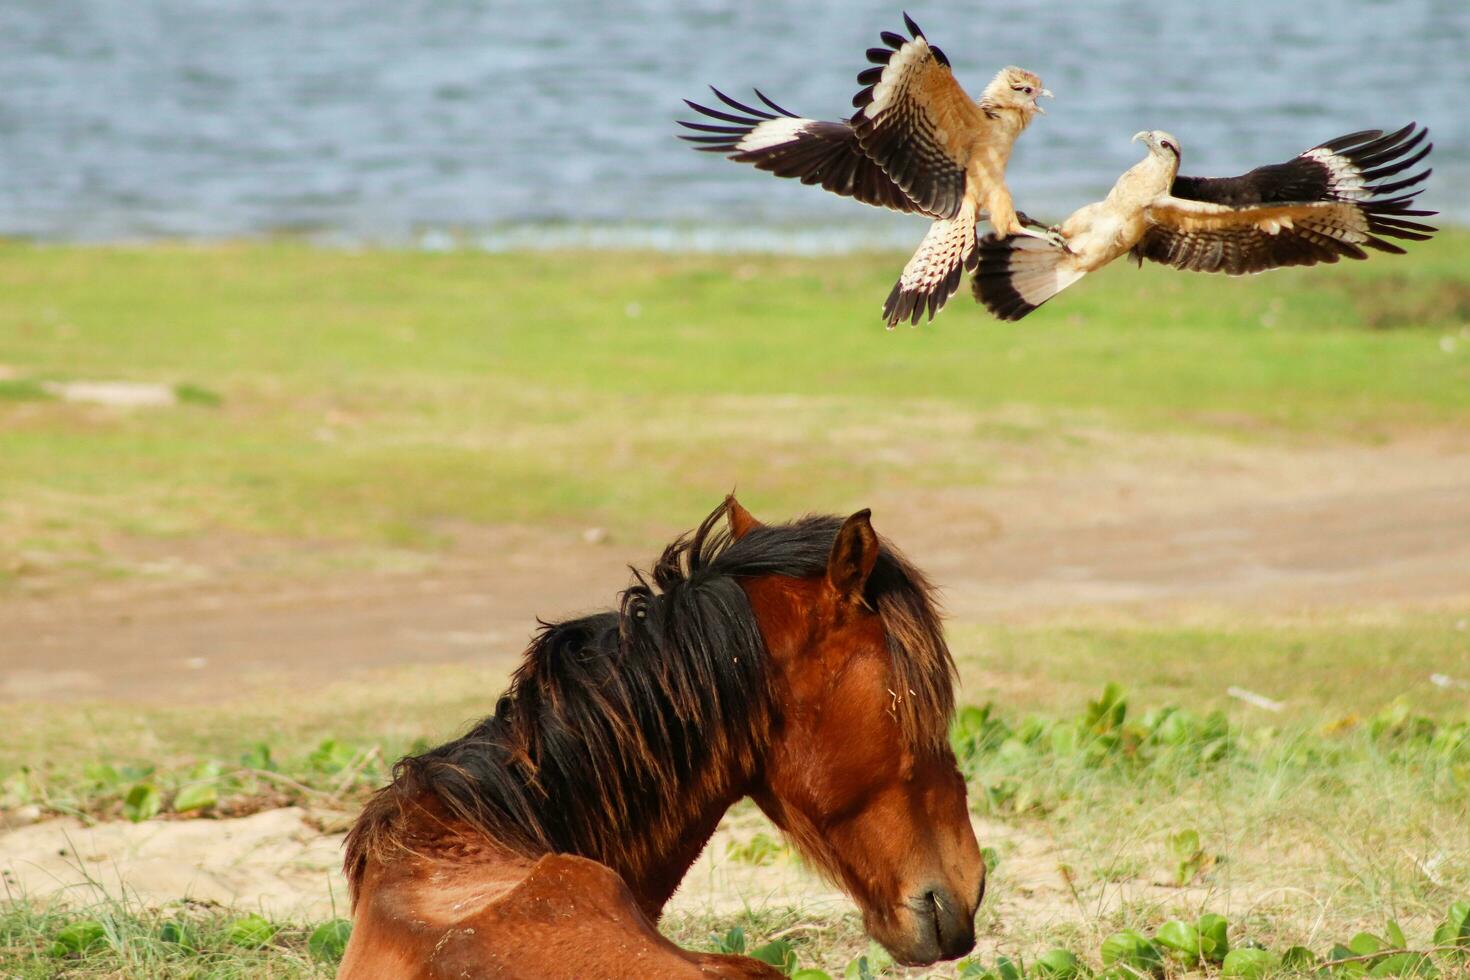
[924,889,945,948]
[924,886,977,960]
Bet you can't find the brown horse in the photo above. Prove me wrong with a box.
[339,497,984,979]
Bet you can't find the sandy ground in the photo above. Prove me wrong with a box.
[4,433,1470,703]
[0,804,1234,939]
[2,431,1468,939]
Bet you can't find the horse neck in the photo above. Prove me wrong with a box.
[530,696,756,920]
[510,585,777,919]
[620,780,746,917]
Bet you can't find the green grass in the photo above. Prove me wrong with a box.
[1,612,1462,813]
[4,669,1465,977]
[953,612,1470,721]
[0,896,343,978]
[3,617,1467,977]
[3,239,1469,975]
[1,237,1467,586]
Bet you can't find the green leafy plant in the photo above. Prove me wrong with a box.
[843,943,894,977]
[122,783,161,822]
[49,919,108,957]
[1035,948,1086,978]
[1100,930,1164,977]
[1222,947,1278,978]
[1197,912,1231,964]
[225,913,277,948]
[158,919,199,950]
[309,918,352,962]
[1433,901,1470,952]
[172,761,223,813]
[307,738,357,774]
[1280,945,1317,971]
[1155,918,1202,963]
[710,926,746,955]
[240,742,277,772]
[749,939,797,974]
[1167,827,1213,886]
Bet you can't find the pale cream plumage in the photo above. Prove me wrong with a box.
[681,14,1055,327]
[973,127,1436,320]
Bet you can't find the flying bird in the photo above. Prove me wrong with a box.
[972,124,1436,321]
[679,14,1056,327]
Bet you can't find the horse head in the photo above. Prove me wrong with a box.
[730,499,986,966]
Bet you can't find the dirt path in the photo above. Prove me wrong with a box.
[4,434,1469,703]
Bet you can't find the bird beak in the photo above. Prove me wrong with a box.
[1033,88,1053,114]
[1041,88,1054,99]
[1132,131,1148,144]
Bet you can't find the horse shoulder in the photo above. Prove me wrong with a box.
[343,850,783,979]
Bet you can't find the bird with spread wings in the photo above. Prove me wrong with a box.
[972,124,1436,321]
[679,14,1056,327]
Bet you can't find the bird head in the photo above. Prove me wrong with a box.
[1132,130,1182,162]
[983,67,1052,117]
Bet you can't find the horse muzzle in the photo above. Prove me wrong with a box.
[879,884,978,966]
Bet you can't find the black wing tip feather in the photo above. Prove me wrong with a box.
[1317,123,1434,198]
[856,13,946,109]
[1341,124,1438,247]
[1175,123,1435,215]
[678,88,807,153]
[882,265,966,328]
[970,235,1041,322]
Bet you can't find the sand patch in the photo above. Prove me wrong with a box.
[0,806,1257,938]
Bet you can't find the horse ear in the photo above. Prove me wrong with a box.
[726,495,763,540]
[827,509,878,603]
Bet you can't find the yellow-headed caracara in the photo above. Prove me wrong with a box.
[680,13,1056,327]
[973,125,1435,321]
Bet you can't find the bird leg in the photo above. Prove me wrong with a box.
[988,193,1069,250]
[1012,224,1070,250]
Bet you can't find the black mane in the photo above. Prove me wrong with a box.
[345,501,953,894]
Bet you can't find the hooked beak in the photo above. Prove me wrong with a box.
[1033,89,1053,114]
[1132,131,1149,144]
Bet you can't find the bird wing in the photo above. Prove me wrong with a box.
[1168,124,1431,207]
[1137,196,1436,276]
[1136,125,1435,275]
[850,14,990,219]
[678,89,924,214]
[884,198,980,326]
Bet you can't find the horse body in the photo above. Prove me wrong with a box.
[341,846,773,979]
[340,498,984,978]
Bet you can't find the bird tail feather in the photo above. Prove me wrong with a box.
[970,234,1085,321]
[882,200,978,327]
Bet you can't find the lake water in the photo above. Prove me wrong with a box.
[0,0,1465,249]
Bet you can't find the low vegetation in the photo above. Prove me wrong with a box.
[3,240,1467,974]
[2,237,1467,591]
[4,678,1466,977]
